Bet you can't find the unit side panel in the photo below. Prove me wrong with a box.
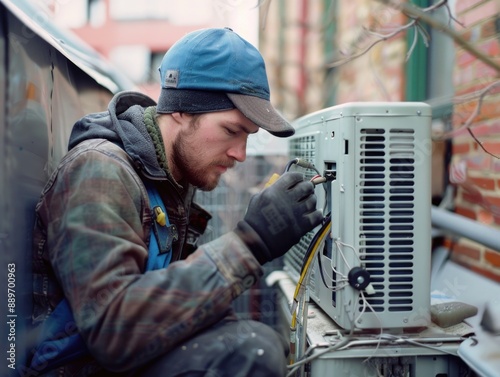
[351,115,432,329]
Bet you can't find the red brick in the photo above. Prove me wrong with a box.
[469,264,500,283]
[483,195,500,207]
[485,250,500,267]
[477,39,500,57]
[453,100,480,121]
[493,159,500,173]
[469,176,496,190]
[453,83,497,98]
[457,51,476,67]
[455,205,477,219]
[452,243,482,260]
[440,238,454,250]
[468,122,500,137]
[475,61,500,80]
[456,0,486,14]
[462,191,485,206]
[451,123,475,136]
[452,141,471,154]
[481,141,500,155]
[452,100,500,128]
[494,213,500,226]
[459,66,477,86]
[481,18,499,39]
[450,255,489,280]
[471,102,500,124]
[465,154,493,170]
[458,1,499,27]
[477,209,495,225]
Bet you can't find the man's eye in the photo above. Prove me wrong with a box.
[225,128,236,135]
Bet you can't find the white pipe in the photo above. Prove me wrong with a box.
[431,206,500,252]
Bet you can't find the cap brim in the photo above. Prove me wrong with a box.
[227,93,295,138]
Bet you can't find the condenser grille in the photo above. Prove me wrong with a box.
[288,135,317,180]
[358,128,416,313]
[285,135,319,277]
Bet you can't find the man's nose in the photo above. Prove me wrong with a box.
[227,140,247,162]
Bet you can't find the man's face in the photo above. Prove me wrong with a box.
[171,109,259,191]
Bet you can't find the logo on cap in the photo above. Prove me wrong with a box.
[164,70,179,88]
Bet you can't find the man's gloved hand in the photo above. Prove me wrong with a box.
[235,172,323,265]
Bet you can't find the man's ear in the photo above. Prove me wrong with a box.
[170,112,183,125]
[170,112,193,126]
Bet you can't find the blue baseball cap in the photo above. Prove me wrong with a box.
[157,28,294,137]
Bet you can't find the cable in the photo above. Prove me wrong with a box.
[310,175,327,186]
[333,239,363,269]
[375,334,459,357]
[284,158,300,172]
[286,337,352,377]
[356,291,384,360]
[316,252,349,290]
[286,332,459,377]
[283,158,321,175]
[289,218,332,364]
[300,215,331,274]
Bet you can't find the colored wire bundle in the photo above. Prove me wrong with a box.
[289,216,331,364]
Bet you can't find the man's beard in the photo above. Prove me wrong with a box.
[171,127,234,191]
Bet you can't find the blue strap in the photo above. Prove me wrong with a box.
[29,300,86,371]
[30,181,173,372]
[144,181,176,270]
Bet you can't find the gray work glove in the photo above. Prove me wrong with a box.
[235,172,323,265]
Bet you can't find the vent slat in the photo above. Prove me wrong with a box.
[358,127,417,313]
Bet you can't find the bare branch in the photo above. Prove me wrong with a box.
[327,21,416,68]
[374,0,500,72]
[433,80,500,158]
[434,80,500,140]
[467,128,500,159]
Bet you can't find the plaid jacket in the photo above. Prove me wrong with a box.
[29,92,263,376]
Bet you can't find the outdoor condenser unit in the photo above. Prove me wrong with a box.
[284,102,433,331]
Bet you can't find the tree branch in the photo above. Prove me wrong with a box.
[374,0,500,72]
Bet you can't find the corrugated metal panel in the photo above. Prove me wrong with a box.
[0,2,131,370]
[1,0,134,93]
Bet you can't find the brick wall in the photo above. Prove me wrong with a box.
[335,0,407,102]
[451,0,500,282]
[259,0,499,282]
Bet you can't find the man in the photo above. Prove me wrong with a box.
[30,28,322,376]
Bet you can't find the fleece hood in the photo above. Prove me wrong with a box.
[69,91,166,179]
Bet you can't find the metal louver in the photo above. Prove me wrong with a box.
[358,128,417,315]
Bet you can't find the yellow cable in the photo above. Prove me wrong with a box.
[289,221,331,364]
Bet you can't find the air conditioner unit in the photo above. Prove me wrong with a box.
[284,102,433,331]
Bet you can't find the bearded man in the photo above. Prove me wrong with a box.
[29,27,322,377]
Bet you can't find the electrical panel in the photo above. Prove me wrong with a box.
[284,102,433,331]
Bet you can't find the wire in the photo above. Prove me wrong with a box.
[376,334,459,357]
[314,235,349,289]
[286,337,352,377]
[283,158,321,175]
[310,175,327,186]
[286,331,459,377]
[300,215,331,274]
[316,252,349,290]
[289,218,332,364]
[356,291,384,361]
[284,158,299,172]
[333,239,362,269]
